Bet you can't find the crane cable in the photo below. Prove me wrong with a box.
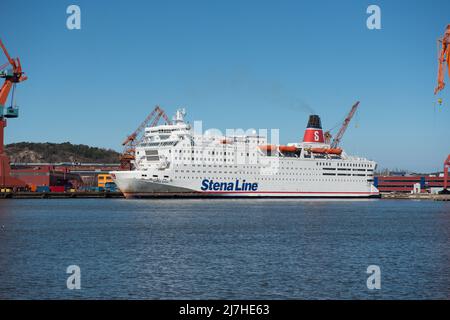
[0,62,9,71]
[326,119,342,135]
[326,110,357,135]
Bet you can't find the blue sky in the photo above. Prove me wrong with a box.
[1,0,449,172]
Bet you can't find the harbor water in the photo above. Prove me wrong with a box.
[0,199,449,299]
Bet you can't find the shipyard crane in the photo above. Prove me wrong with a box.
[0,39,27,188]
[435,24,450,95]
[439,154,450,194]
[120,105,170,170]
[324,101,360,149]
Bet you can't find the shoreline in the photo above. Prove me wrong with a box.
[0,191,449,200]
[381,193,450,201]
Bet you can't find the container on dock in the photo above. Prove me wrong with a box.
[36,186,50,193]
[104,182,118,192]
[50,186,65,193]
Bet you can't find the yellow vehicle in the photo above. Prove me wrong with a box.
[97,174,113,188]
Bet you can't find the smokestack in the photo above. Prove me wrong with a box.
[303,115,324,143]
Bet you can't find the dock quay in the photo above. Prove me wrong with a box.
[1,191,449,200]
[0,191,125,199]
[381,193,450,201]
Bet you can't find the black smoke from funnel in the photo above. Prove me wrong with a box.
[194,68,317,115]
[266,82,316,114]
[283,99,316,115]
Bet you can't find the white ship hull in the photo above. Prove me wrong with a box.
[111,170,379,199]
[112,109,380,199]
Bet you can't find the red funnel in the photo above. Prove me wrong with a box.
[303,115,324,143]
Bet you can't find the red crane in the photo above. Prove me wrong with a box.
[435,24,450,95]
[324,101,360,149]
[0,39,27,188]
[120,105,170,170]
[443,154,450,191]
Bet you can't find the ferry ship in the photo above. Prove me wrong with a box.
[111,109,379,198]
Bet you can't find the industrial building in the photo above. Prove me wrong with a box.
[374,175,450,193]
[9,163,120,191]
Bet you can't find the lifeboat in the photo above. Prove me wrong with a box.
[310,148,342,155]
[220,139,232,144]
[278,145,298,153]
[258,145,277,152]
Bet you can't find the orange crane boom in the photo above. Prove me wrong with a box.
[0,39,27,109]
[435,24,450,95]
[444,154,450,190]
[329,101,360,149]
[121,105,170,146]
[120,105,170,170]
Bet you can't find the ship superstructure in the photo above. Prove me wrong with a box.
[111,109,379,198]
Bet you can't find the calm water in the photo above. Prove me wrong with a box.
[0,199,449,299]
